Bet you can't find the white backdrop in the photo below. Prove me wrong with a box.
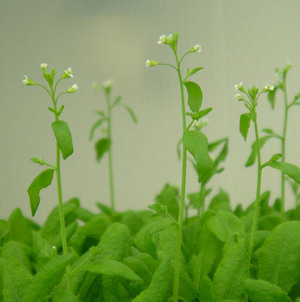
[1,0,300,222]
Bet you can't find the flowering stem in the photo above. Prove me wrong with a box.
[106,91,115,211]
[248,109,262,270]
[172,48,187,302]
[50,86,72,292]
[281,80,288,222]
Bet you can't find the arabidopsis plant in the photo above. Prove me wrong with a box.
[68,83,79,93]
[145,60,158,67]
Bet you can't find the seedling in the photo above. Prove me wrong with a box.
[146,33,213,302]
[90,80,137,211]
[23,64,78,291]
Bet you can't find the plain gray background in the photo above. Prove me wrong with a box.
[1,0,300,222]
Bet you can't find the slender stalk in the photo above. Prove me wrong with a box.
[106,92,115,211]
[248,111,262,264]
[281,81,288,222]
[50,87,72,291]
[173,49,187,302]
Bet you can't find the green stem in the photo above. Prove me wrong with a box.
[248,112,262,267]
[107,92,115,211]
[173,49,187,302]
[50,87,72,292]
[281,82,288,222]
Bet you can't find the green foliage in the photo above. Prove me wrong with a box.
[95,138,111,162]
[184,81,203,113]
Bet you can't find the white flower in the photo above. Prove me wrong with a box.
[22,75,35,85]
[63,67,73,79]
[234,81,244,92]
[68,83,78,93]
[40,63,48,69]
[157,34,173,45]
[145,60,158,67]
[190,44,201,53]
[235,94,243,99]
[263,83,275,91]
[102,79,114,90]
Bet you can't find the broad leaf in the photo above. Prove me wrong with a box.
[244,279,292,302]
[0,219,9,240]
[81,259,142,283]
[22,254,74,302]
[214,239,248,300]
[246,135,273,167]
[183,130,213,182]
[89,118,106,140]
[268,87,277,110]
[52,120,73,160]
[184,81,203,112]
[27,169,55,216]
[268,161,300,184]
[239,113,251,141]
[95,138,110,162]
[258,221,300,292]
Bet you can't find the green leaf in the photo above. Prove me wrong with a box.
[3,257,33,302]
[188,107,212,121]
[208,138,228,152]
[183,130,213,182]
[214,239,248,300]
[22,254,74,302]
[27,169,55,216]
[95,138,110,162]
[52,120,73,160]
[258,221,300,292]
[187,67,203,77]
[112,96,122,107]
[132,255,173,302]
[246,135,273,167]
[184,81,203,112]
[89,118,106,140]
[30,157,45,165]
[244,279,292,302]
[239,113,251,141]
[267,162,300,184]
[0,219,9,240]
[81,259,142,283]
[198,276,216,302]
[123,104,138,123]
[208,189,231,212]
[8,208,32,245]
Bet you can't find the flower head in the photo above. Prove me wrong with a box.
[263,83,275,92]
[40,63,48,69]
[234,81,245,92]
[235,93,244,101]
[102,79,114,91]
[190,44,201,53]
[157,33,176,45]
[68,83,78,93]
[62,67,73,79]
[22,75,35,86]
[145,60,158,67]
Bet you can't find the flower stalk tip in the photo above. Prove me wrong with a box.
[68,83,79,93]
[22,75,35,86]
[62,67,74,79]
[190,44,201,53]
[145,60,158,67]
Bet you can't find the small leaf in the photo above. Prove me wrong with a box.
[239,113,251,141]
[177,138,182,160]
[244,279,292,302]
[208,138,228,152]
[89,118,106,140]
[52,120,73,160]
[262,128,275,135]
[184,81,203,112]
[95,138,110,162]
[112,96,122,107]
[187,67,203,77]
[94,110,105,116]
[0,219,9,240]
[268,162,300,184]
[270,153,283,162]
[189,108,212,121]
[123,104,138,123]
[27,169,55,216]
[183,130,213,182]
[30,157,45,165]
[148,203,167,216]
[246,135,273,167]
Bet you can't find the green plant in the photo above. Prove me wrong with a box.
[90,80,137,211]
[23,64,78,291]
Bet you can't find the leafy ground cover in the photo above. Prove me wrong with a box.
[1,33,300,301]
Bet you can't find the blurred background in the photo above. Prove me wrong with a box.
[1,0,300,222]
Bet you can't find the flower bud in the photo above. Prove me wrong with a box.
[234,81,245,92]
[190,44,201,53]
[145,60,158,67]
[62,67,73,79]
[68,83,78,93]
[102,79,114,92]
[22,75,35,86]
[263,83,275,92]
